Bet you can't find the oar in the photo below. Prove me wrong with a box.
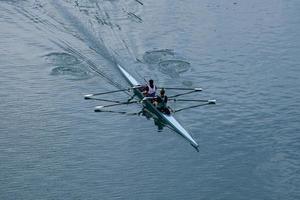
[162,87,202,91]
[94,101,138,111]
[174,102,216,113]
[94,109,139,115]
[142,96,155,101]
[84,97,125,103]
[168,89,202,98]
[134,0,143,5]
[170,99,216,103]
[84,89,129,99]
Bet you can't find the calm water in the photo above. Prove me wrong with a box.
[1,0,300,199]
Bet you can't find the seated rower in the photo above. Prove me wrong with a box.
[143,79,157,97]
[155,88,170,115]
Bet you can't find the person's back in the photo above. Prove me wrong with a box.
[156,88,169,114]
[144,79,156,97]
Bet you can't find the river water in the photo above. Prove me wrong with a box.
[1,0,299,199]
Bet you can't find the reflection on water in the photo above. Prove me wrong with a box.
[139,108,165,132]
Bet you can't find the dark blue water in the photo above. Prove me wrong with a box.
[1,0,299,199]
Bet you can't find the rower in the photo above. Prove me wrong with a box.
[155,88,170,115]
[143,79,157,97]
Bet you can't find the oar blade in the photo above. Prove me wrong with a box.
[194,88,202,91]
[84,94,93,99]
[94,106,104,112]
[208,99,216,104]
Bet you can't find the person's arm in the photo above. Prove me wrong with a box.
[164,96,168,103]
[143,85,149,92]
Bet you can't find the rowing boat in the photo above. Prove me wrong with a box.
[117,64,199,150]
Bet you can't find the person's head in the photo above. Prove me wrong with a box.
[160,88,165,96]
[149,79,154,87]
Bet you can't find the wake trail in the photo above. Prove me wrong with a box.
[14,0,135,92]
[13,0,146,91]
[49,0,141,88]
[50,0,115,63]
[51,38,130,95]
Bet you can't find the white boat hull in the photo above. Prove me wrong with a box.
[117,64,199,149]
